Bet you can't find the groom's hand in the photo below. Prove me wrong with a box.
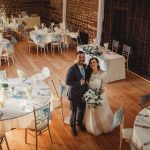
[80,79,85,85]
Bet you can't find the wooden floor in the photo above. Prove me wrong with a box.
[0,40,150,150]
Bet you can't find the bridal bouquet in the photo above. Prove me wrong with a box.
[83,89,102,108]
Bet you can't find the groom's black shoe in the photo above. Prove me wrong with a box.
[78,124,86,131]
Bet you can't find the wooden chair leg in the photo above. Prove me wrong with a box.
[51,80,59,97]
[7,56,9,67]
[37,46,38,55]
[28,43,31,53]
[12,56,15,64]
[25,128,28,144]
[60,98,65,124]
[60,44,62,54]
[119,137,123,150]
[46,45,48,53]
[47,125,53,143]
[35,131,38,150]
[4,135,10,150]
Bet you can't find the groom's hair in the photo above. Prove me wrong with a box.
[76,51,84,56]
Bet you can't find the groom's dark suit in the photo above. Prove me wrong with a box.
[66,63,87,129]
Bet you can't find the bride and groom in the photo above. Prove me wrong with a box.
[66,51,114,136]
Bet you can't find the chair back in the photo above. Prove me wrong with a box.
[122,44,131,59]
[0,70,6,80]
[36,34,45,44]
[51,34,61,42]
[139,94,150,108]
[34,102,51,131]
[112,40,119,53]
[59,82,68,97]
[113,105,124,128]
[16,69,26,81]
[42,67,50,78]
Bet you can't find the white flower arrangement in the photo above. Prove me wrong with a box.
[0,79,8,91]
[83,89,102,108]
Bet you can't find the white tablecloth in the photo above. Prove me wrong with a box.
[77,45,126,83]
[132,107,150,150]
[4,23,18,32]
[0,78,53,132]
[30,29,70,45]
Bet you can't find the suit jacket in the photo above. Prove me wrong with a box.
[65,63,87,103]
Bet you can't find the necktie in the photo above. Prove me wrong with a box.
[81,67,85,79]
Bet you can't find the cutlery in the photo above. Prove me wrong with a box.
[137,114,149,117]
[40,88,50,90]
[37,92,50,96]
[144,141,150,146]
[135,124,150,129]
[22,78,28,82]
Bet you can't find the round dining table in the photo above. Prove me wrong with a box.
[0,78,53,132]
[132,106,150,150]
[30,28,70,45]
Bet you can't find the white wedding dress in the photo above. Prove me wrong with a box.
[83,72,114,135]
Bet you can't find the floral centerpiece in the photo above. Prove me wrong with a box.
[0,79,8,91]
[83,89,103,108]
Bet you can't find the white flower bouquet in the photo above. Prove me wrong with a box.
[83,89,102,108]
[0,79,8,91]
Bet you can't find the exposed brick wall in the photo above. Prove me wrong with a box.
[66,0,98,41]
[42,0,63,24]
[44,0,98,41]
[0,0,41,17]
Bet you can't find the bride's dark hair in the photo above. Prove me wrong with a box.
[86,57,100,81]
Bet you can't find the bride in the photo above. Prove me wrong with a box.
[83,57,114,135]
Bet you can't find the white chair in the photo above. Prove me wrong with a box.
[122,44,131,72]
[51,34,62,54]
[0,70,6,79]
[34,67,50,82]
[16,69,27,81]
[35,35,48,55]
[24,85,33,100]
[112,40,119,53]
[69,29,82,45]
[36,42,48,55]
[113,106,133,150]
[28,39,36,53]
[0,132,10,150]
[0,47,15,67]
[25,102,53,150]
[61,34,71,51]
[50,80,68,124]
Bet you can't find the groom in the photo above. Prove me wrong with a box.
[66,51,87,136]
